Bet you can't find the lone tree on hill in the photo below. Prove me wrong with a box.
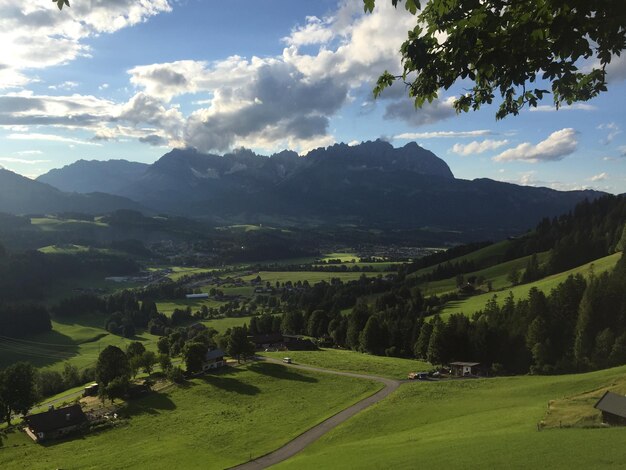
[364,0,626,118]
[95,346,131,402]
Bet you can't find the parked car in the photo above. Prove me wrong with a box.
[283,357,292,364]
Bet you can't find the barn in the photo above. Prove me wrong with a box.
[594,391,626,425]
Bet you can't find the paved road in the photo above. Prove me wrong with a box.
[229,357,402,470]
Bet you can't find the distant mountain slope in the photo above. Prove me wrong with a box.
[34,141,604,237]
[0,169,143,215]
[37,159,149,194]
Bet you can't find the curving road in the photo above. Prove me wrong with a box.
[229,357,402,470]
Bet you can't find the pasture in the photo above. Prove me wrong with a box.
[0,314,160,372]
[277,364,626,469]
[241,270,381,285]
[439,252,621,318]
[261,348,430,380]
[0,363,381,470]
[418,251,551,296]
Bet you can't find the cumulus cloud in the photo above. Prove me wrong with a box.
[493,128,578,163]
[283,16,334,47]
[382,96,456,127]
[124,1,431,152]
[451,139,509,156]
[0,0,172,89]
[0,2,451,153]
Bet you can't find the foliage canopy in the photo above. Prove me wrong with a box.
[365,0,626,118]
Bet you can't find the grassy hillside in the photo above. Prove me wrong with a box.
[261,349,431,379]
[440,252,622,319]
[277,365,626,469]
[410,240,512,279]
[0,363,381,470]
[419,251,550,296]
[0,314,160,371]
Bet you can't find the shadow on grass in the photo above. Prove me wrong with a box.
[200,374,260,395]
[0,329,79,370]
[248,362,318,383]
[125,391,177,416]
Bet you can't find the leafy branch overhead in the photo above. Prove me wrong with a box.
[54,0,70,10]
[364,0,626,119]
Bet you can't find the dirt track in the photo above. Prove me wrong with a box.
[229,357,402,470]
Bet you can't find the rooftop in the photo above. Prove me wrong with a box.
[25,404,87,433]
[594,391,626,418]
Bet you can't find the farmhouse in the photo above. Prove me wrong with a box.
[450,361,481,376]
[24,404,88,443]
[203,348,226,371]
[594,391,626,425]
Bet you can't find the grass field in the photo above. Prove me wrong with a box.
[241,271,381,285]
[261,348,431,380]
[410,240,512,279]
[440,252,621,318]
[0,363,381,470]
[0,315,160,372]
[419,251,551,296]
[276,364,626,469]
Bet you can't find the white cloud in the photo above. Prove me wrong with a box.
[283,16,334,47]
[493,128,578,163]
[0,2,451,153]
[8,133,100,146]
[529,103,597,112]
[0,157,50,164]
[15,150,42,155]
[451,139,509,156]
[0,0,172,89]
[395,130,493,139]
[590,172,608,182]
[597,123,621,145]
[48,81,78,90]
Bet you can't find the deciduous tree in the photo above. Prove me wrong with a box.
[365,0,626,118]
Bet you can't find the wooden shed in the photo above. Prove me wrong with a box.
[594,391,626,425]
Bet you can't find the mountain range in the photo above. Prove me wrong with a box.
[1,140,603,238]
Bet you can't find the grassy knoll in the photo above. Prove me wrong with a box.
[0,315,160,371]
[419,251,551,296]
[410,240,512,279]
[0,363,381,470]
[261,348,430,380]
[277,365,626,470]
[440,252,621,319]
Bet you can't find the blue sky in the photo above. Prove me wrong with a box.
[1,0,625,193]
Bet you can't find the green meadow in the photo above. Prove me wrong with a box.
[0,314,160,372]
[419,251,551,296]
[0,363,381,470]
[277,365,626,469]
[440,252,621,318]
[261,348,431,380]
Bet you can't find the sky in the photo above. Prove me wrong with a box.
[1,0,625,193]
